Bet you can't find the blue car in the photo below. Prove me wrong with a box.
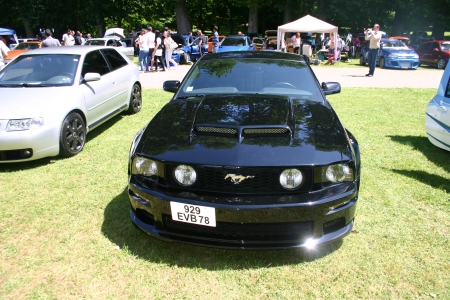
[170,34,207,64]
[218,35,255,52]
[360,38,420,69]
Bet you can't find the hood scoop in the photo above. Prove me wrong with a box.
[194,125,291,139]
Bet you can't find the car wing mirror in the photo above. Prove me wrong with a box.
[432,48,439,52]
[83,72,101,82]
[163,80,181,93]
[322,82,341,95]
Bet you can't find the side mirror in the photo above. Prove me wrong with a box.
[83,72,101,82]
[432,48,439,52]
[322,82,341,95]
[163,80,181,93]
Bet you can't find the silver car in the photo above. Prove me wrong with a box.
[0,46,142,162]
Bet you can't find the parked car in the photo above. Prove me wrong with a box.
[5,41,43,63]
[416,40,450,69]
[169,33,202,64]
[207,35,226,53]
[218,35,255,52]
[128,51,361,249]
[83,37,134,60]
[359,38,419,69]
[425,62,450,151]
[252,37,265,51]
[0,46,142,162]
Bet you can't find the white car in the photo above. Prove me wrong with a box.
[0,46,142,162]
[425,61,450,151]
[83,37,134,60]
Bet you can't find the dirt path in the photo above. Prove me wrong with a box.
[139,64,444,90]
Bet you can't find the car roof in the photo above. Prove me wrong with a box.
[23,45,117,55]
[198,51,305,62]
[88,37,121,41]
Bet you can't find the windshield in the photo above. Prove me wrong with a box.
[382,40,408,49]
[0,54,80,86]
[14,43,41,50]
[178,58,322,101]
[442,42,450,50]
[221,37,247,47]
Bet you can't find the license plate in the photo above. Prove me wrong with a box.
[170,202,216,227]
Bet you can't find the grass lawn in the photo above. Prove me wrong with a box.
[1,87,449,299]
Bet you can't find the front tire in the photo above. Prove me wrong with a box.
[359,55,366,66]
[181,53,191,64]
[59,112,86,158]
[438,58,446,69]
[127,83,142,114]
[379,57,386,69]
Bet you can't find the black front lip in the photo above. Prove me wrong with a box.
[128,181,358,249]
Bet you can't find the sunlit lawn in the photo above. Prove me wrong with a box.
[0,87,449,299]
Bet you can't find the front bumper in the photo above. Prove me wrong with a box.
[383,58,419,69]
[128,179,358,249]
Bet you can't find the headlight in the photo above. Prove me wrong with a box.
[132,157,159,176]
[323,164,354,183]
[412,54,419,59]
[6,118,44,131]
[174,165,196,186]
[280,169,303,190]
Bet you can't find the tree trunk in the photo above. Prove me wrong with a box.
[391,8,406,36]
[248,5,258,35]
[431,23,445,39]
[283,1,292,24]
[22,18,33,38]
[174,0,191,35]
[96,15,105,38]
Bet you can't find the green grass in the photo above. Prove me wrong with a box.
[1,87,449,299]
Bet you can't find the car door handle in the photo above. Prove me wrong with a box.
[437,106,448,113]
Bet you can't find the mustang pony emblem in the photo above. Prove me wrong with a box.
[224,174,255,184]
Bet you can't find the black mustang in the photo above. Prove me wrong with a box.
[128,51,360,249]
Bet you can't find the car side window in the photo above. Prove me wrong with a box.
[81,50,110,77]
[419,43,431,51]
[445,77,450,99]
[431,42,439,50]
[101,49,128,71]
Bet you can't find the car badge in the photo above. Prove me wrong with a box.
[224,174,255,184]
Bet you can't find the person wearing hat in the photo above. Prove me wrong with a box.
[212,26,219,53]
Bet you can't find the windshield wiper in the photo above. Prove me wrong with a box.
[175,94,205,100]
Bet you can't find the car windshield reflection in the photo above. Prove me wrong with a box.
[179,58,322,101]
[0,54,80,86]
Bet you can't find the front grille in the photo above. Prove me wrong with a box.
[165,165,313,194]
[163,214,314,241]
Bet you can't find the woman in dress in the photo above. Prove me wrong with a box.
[163,30,178,70]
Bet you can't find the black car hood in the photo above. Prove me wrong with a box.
[138,95,352,166]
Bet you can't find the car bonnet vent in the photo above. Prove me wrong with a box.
[243,128,290,135]
[195,126,237,135]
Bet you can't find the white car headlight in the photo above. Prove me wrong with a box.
[323,164,354,183]
[132,157,159,176]
[174,165,197,186]
[6,118,44,131]
[280,169,303,190]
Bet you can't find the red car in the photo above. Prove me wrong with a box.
[416,40,450,69]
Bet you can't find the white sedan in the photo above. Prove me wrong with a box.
[425,61,450,151]
[0,46,142,162]
[83,37,134,60]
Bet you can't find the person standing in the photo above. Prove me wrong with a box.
[365,24,382,77]
[153,30,165,72]
[136,29,149,72]
[212,26,219,53]
[293,32,301,55]
[146,27,156,71]
[74,31,82,45]
[42,29,61,47]
[197,29,207,56]
[62,29,75,46]
[163,31,178,70]
[0,39,10,68]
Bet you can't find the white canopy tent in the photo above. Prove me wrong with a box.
[277,15,338,51]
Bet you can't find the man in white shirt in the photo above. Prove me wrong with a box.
[145,27,156,70]
[62,29,75,46]
[0,40,10,68]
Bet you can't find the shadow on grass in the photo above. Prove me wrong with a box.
[388,135,450,189]
[0,113,127,173]
[101,187,344,270]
